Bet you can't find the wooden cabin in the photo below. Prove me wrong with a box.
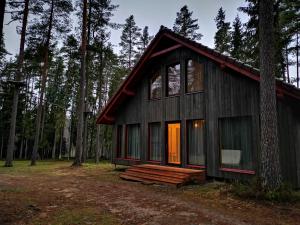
[97,27,300,188]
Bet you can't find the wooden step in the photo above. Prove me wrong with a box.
[123,170,185,184]
[120,174,182,187]
[120,164,206,187]
[127,167,190,180]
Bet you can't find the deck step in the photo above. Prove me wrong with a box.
[120,164,206,187]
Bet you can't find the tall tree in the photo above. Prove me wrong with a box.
[230,15,243,59]
[214,7,231,54]
[73,0,88,166]
[259,0,282,190]
[173,5,202,40]
[0,0,5,48]
[119,15,141,70]
[30,0,73,165]
[135,26,152,62]
[88,0,119,163]
[5,0,29,167]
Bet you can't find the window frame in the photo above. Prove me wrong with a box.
[116,125,123,158]
[147,122,162,162]
[149,73,162,100]
[166,62,181,97]
[218,116,255,173]
[125,123,141,160]
[186,119,206,167]
[185,59,205,94]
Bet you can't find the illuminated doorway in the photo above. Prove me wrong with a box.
[167,123,181,164]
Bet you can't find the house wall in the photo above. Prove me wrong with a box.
[110,47,300,187]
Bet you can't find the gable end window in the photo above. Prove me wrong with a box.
[150,73,162,99]
[186,59,204,93]
[167,63,181,96]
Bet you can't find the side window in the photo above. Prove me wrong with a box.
[149,122,161,161]
[186,59,204,93]
[150,73,162,99]
[219,116,253,170]
[187,120,205,165]
[116,125,123,158]
[167,63,181,96]
[126,124,141,159]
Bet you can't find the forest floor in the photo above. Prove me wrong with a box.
[0,161,299,225]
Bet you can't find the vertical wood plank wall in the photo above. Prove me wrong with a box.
[110,47,300,187]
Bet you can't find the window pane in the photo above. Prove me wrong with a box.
[219,116,253,170]
[116,125,123,158]
[149,123,161,161]
[187,120,205,165]
[127,124,140,159]
[186,60,204,92]
[150,74,162,99]
[167,63,180,96]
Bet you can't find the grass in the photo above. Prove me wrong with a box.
[0,160,71,175]
[32,208,120,225]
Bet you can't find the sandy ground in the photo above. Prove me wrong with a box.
[0,161,299,225]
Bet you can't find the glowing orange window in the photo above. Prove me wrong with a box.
[167,123,181,164]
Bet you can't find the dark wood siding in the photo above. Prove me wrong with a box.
[205,60,260,180]
[111,47,300,187]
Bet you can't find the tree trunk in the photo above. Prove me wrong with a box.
[5,0,29,167]
[259,0,281,190]
[24,139,28,159]
[285,46,290,83]
[59,128,63,159]
[73,0,88,166]
[31,0,54,166]
[297,32,299,88]
[95,125,101,163]
[52,128,57,159]
[19,138,23,159]
[0,0,5,46]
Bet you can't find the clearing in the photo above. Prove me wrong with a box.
[0,161,299,225]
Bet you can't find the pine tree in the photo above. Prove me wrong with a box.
[5,0,29,167]
[134,26,152,62]
[119,15,141,70]
[0,0,6,48]
[29,0,73,165]
[214,7,231,54]
[230,15,243,59]
[173,5,202,40]
[73,0,88,166]
[259,0,281,190]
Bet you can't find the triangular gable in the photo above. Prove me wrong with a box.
[97,26,300,124]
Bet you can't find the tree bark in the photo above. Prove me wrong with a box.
[297,32,299,88]
[5,0,29,167]
[259,0,281,190]
[59,128,63,159]
[0,0,6,46]
[73,0,88,166]
[52,128,57,159]
[285,46,290,83]
[31,0,54,166]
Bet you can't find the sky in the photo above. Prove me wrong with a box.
[3,0,248,56]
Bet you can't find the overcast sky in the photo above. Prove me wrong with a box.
[3,0,248,56]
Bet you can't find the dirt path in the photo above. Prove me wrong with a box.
[0,162,299,225]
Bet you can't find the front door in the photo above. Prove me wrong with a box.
[167,123,181,164]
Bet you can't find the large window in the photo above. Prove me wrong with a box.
[126,124,140,159]
[219,116,253,170]
[116,125,123,158]
[167,63,181,96]
[150,73,162,99]
[186,59,204,93]
[187,120,205,165]
[149,123,161,161]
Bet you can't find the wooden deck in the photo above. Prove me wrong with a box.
[120,164,206,187]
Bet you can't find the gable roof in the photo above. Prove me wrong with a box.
[97,26,300,124]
